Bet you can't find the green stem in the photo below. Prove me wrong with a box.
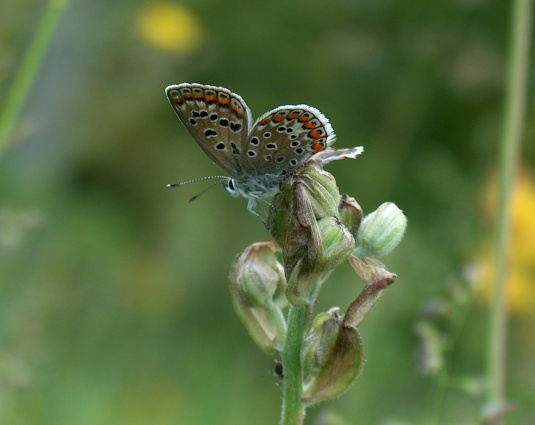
[0,0,71,154]
[281,304,309,425]
[485,0,532,423]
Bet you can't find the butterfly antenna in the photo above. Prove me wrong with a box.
[188,178,228,202]
[166,175,229,188]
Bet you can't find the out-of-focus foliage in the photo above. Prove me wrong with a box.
[475,168,535,314]
[1,1,534,424]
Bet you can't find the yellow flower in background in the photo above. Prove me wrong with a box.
[138,3,203,54]
[475,167,535,315]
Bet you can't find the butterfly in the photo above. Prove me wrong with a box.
[165,83,363,216]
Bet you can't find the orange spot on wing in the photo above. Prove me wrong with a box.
[308,129,322,139]
[183,92,193,100]
[205,93,216,103]
[298,114,311,122]
[172,95,184,105]
[272,113,286,122]
[193,92,204,100]
[311,140,324,151]
[303,121,316,129]
[218,95,230,106]
[287,112,300,120]
[259,117,270,126]
[231,103,244,117]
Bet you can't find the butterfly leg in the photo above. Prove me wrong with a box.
[246,196,270,228]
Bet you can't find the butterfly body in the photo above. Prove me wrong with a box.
[165,83,363,212]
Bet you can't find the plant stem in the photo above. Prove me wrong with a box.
[0,0,71,154]
[281,304,309,425]
[485,0,532,423]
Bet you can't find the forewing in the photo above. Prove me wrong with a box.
[166,83,252,177]
[240,105,336,176]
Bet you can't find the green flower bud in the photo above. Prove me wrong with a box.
[268,163,354,305]
[316,217,355,270]
[297,164,341,219]
[301,308,364,404]
[353,202,407,258]
[285,217,354,306]
[338,194,363,239]
[268,163,341,246]
[229,241,287,354]
[302,308,342,375]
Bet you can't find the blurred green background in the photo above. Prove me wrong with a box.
[1,1,535,424]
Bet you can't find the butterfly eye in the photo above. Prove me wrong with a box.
[227,179,236,192]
